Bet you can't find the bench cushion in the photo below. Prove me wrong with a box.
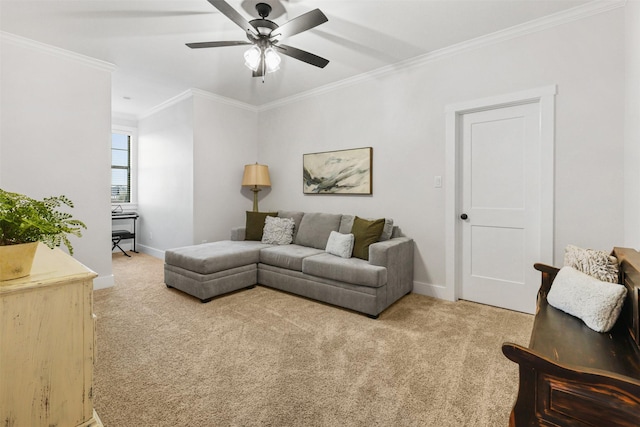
[165,240,271,275]
[302,253,387,288]
[259,244,324,271]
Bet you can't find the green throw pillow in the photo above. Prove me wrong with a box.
[351,216,385,260]
[245,211,278,241]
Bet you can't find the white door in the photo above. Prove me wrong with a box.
[460,102,541,314]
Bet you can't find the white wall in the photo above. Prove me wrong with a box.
[625,1,640,248]
[0,35,114,288]
[137,91,259,255]
[137,97,194,254]
[257,8,626,292]
[192,93,258,244]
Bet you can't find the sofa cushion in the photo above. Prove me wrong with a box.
[302,253,387,288]
[340,215,394,241]
[165,240,270,275]
[259,244,324,271]
[294,212,342,249]
[277,210,305,241]
[352,216,385,260]
[245,211,278,241]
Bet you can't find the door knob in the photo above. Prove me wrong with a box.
[460,213,468,220]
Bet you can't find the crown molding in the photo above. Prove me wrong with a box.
[257,0,626,112]
[190,89,258,112]
[137,90,193,120]
[139,88,257,120]
[0,31,117,72]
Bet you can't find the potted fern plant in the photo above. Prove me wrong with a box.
[0,189,86,281]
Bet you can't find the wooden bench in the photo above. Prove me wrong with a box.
[502,247,640,426]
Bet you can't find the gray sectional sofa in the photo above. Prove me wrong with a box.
[164,211,414,318]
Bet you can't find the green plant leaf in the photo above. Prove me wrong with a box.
[0,189,87,254]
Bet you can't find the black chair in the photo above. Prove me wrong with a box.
[112,230,135,257]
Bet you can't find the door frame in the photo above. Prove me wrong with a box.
[444,85,557,302]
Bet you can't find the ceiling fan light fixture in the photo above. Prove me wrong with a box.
[243,45,261,71]
[189,0,329,79]
[264,47,281,73]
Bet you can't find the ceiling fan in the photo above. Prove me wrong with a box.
[187,0,329,79]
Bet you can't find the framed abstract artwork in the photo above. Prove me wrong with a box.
[303,147,373,194]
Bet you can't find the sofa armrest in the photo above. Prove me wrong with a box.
[231,226,246,241]
[369,237,414,306]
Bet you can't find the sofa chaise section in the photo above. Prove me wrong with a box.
[164,240,271,302]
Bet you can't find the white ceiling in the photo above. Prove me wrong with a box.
[1,0,593,117]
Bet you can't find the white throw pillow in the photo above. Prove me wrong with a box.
[547,266,627,333]
[261,216,295,245]
[325,231,354,259]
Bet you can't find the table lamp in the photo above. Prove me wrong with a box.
[242,163,271,212]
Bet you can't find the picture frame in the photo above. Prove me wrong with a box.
[303,147,373,194]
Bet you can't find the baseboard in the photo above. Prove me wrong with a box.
[94,274,114,290]
[412,281,455,301]
[137,244,165,260]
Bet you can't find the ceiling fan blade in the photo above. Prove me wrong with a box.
[186,41,253,49]
[275,44,329,68]
[206,0,258,37]
[269,9,328,41]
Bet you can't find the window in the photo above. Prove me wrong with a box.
[111,131,132,204]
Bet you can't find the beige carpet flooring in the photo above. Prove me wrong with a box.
[93,252,533,426]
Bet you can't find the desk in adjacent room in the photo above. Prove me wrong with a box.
[111,211,139,256]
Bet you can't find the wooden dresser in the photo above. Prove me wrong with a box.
[502,247,640,427]
[0,243,102,427]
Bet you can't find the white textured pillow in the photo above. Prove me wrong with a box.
[547,266,627,333]
[261,216,295,245]
[325,231,354,259]
[564,244,618,283]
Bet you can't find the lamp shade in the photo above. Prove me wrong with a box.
[242,163,271,187]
